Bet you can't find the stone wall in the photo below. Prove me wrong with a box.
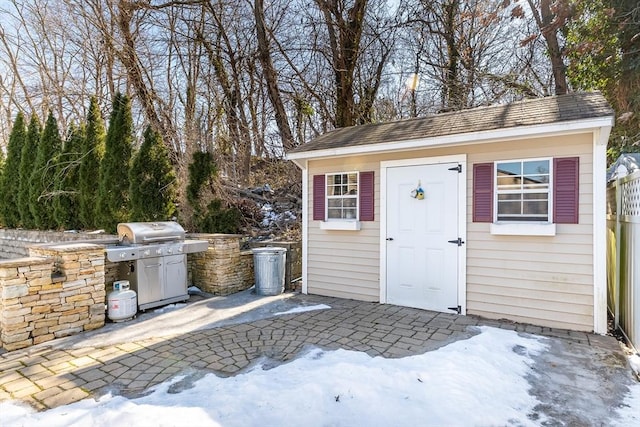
[187,235,303,295]
[0,229,302,351]
[0,243,106,351]
[188,234,254,295]
[0,228,117,259]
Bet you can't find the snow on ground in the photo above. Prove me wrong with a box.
[152,303,187,314]
[274,304,331,316]
[1,326,638,427]
[628,353,640,378]
[614,381,640,427]
[260,203,297,228]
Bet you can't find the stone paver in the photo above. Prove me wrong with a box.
[0,292,627,414]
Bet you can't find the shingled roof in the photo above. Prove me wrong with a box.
[288,92,613,155]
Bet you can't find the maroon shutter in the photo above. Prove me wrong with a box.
[359,171,374,221]
[554,157,579,224]
[473,163,494,222]
[313,175,325,221]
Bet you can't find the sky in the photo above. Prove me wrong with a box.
[1,326,639,427]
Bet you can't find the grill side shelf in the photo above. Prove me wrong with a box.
[106,247,141,262]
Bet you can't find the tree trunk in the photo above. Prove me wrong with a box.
[443,0,464,109]
[316,0,368,128]
[527,0,569,95]
[116,0,179,162]
[254,0,294,150]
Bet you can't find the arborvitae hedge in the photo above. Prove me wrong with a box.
[19,115,41,228]
[187,151,217,206]
[78,97,105,230]
[129,126,177,222]
[198,198,241,233]
[53,123,84,230]
[1,112,27,227]
[97,93,133,231]
[29,111,62,230]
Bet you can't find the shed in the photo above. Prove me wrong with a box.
[288,92,614,333]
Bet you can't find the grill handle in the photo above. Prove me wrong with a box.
[141,235,182,243]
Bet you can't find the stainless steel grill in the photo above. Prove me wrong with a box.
[105,222,208,311]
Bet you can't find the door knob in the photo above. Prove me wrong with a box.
[386,237,394,241]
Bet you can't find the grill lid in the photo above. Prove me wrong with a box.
[117,221,186,245]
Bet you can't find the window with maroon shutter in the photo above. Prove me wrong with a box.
[313,175,325,220]
[474,157,579,227]
[359,171,374,221]
[553,157,579,224]
[313,171,375,223]
[473,163,493,222]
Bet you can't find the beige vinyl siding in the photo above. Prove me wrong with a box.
[465,133,595,331]
[307,158,381,301]
[306,131,596,331]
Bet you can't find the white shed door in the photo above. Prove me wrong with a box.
[386,163,460,313]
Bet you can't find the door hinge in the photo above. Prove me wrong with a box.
[448,305,461,314]
[447,238,465,246]
[448,164,462,173]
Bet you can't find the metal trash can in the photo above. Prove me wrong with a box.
[252,247,287,295]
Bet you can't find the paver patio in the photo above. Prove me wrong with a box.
[0,293,631,417]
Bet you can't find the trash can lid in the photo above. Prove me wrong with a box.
[251,246,287,254]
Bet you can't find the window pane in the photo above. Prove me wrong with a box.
[523,175,549,189]
[500,215,540,221]
[343,198,357,207]
[497,162,521,176]
[523,201,548,216]
[327,208,342,219]
[497,176,521,189]
[328,199,342,208]
[344,208,357,219]
[523,160,549,175]
[497,201,521,215]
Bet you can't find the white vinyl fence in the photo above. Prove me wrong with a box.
[607,154,640,350]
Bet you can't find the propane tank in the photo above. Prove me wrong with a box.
[107,280,137,322]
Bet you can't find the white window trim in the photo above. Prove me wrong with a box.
[319,220,361,231]
[324,171,359,222]
[490,222,556,236]
[491,157,555,236]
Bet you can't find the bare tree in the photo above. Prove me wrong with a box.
[254,0,294,149]
[521,0,571,95]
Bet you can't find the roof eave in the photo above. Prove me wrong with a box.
[286,115,614,162]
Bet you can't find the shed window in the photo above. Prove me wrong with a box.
[313,171,374,224]
[326,172,359,220]
[495,159,551,222]
[473,157,579,236]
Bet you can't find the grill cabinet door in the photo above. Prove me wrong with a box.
[164,254,187,299]
[136,257,164,305]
